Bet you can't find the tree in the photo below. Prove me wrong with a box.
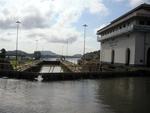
[0,48,6,59]
[34,51,41,60]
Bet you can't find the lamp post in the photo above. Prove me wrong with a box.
[66,40,69,57]
[16,21,21,70]
[83,24,88,56]
[35,40,38,51]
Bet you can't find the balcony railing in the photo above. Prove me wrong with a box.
[97,25,134,41]
[134,25,150,31]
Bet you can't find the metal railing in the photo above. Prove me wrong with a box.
[97,25,134,41]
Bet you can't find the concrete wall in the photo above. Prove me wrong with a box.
[135,32,145,65]
[101,33,136,64]
[145,33,150,65]
[101,31,150,65]
[134,32,150,65]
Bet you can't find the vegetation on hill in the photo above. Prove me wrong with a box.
[78,50,100,72]
[81,50,100,61]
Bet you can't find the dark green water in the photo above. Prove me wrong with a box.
[0,77,150,113]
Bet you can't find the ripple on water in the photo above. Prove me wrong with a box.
[0,77,149,113]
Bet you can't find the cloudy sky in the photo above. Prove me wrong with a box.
[0,0,149,55]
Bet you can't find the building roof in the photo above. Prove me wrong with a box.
[97,3,150,34]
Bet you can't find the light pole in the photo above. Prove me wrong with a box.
[16,21,21,70]
[83,24,88,56]
[35,40,38,51]
[61,44,64,56]
[66,40,69,57]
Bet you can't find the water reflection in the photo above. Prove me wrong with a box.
[0,77,149,113]
[96,77,150,113]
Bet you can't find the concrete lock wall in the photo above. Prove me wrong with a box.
[101,33,136,65]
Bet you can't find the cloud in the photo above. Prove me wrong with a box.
[28,33,47,39]
[0,7,50,29]
[2,9,10,16]
[0,37,11,42]
[0,0,6,6]
[0,0,108,29]
[0,18,16,29]
[22,14,49,29]
[0,0,108,54]
[51,0,108,27]
[46,36,77,44]
[27,27,79,44]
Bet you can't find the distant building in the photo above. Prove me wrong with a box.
[97,3,150,66]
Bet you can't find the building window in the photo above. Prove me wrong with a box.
[127,22,130,26]
[125,48,130,65]
[147,48,150,67]
[123,24,126,28]
[139,21,145,25]
[111,50,115,64]
[147,21,150,25]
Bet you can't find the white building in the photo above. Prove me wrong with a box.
[97,3,150,66]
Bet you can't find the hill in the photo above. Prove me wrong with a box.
[81,50,100,61]
[39,51,58,56]
[6,50,30,56]
[6,50,82,58]
[72,54,82,58]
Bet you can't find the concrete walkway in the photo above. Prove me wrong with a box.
[17,61,42,71]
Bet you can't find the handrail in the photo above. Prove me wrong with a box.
[98,25,134,41]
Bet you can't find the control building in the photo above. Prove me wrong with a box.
[97,4,150,66]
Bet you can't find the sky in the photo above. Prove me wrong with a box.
[0,0,150,55]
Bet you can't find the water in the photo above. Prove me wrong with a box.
[39,58,80,73]
[0,77,150,113]
[42,58,80,64]
[40,65,64,73]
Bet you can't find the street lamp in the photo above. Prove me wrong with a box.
[35,40,38,51]
[16,21,21,70]
[83,24,88,56]
[66,39,69,57]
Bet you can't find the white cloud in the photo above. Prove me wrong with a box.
[0,37,11,42]
[0,0,108,29]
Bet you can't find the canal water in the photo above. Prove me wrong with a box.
[42,58,80,64]
[0,77,150,113]
[39,58,80,73]
[40,65,64,73]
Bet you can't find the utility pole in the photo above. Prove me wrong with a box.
[35,40,38,51]
[66,40,69,57]
[16,21,21,70]
[61,45,64,56]
[83,24,88,56]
